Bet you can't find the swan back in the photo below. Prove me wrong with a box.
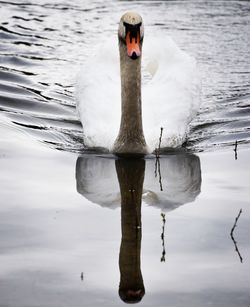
[142,35,201,150]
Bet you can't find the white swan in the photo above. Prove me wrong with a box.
[77,12,201,154]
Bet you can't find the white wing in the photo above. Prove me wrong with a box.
[76,36,121,150]
[142,35,201,151]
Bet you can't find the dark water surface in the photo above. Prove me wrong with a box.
[0,1,250,306]
[0,0,249,151]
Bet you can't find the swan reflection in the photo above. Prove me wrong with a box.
[116,158,145,303]
[76,153,201,212]
[76,153,201,303]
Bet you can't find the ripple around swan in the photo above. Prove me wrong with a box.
[0,61,84,151]
[0,0,249,153]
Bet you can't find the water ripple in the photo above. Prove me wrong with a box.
[0,0,249,153]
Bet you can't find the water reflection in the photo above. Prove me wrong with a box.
[116,158,145,303]
[76,153,201,211]
[76,153,201,303]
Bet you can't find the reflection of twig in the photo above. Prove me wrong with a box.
[157,158,163,191]
[234,140,238,160]
[160,213,166,262]
[230,209,243,263]
[154,156,158,177]
[155,128,163,191]
[81,272,84,281]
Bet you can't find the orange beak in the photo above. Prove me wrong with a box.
[126,31,141,59]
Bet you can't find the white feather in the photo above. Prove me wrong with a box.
[76,34,201,152]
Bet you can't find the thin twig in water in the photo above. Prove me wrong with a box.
[160,213,166,262]
[155,127,163,158]
[234,140,238,160]
[230,209,243,263]
[154,156,158,178]
[154,127,164,191]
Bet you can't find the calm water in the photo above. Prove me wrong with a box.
[0,0,250,306]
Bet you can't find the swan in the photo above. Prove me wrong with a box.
[77,12,201,154]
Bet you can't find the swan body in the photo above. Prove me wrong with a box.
[76,12,201,153]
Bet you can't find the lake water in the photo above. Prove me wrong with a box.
[0,0,250,306]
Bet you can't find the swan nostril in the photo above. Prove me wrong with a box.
[131,52,138,60]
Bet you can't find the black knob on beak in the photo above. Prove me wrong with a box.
[131,52,138,60]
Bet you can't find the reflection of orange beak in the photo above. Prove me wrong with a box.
[126,32,141,59]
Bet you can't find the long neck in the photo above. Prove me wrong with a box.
[113,41,147,156]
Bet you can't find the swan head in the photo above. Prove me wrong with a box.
[118,12,144,60]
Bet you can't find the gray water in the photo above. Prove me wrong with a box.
[0,0,250,152]
[0,1,250,307]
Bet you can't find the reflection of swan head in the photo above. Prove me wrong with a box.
[119,289,145,304]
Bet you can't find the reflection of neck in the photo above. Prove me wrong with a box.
[113,42,147,155]
[115,158,145,303]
